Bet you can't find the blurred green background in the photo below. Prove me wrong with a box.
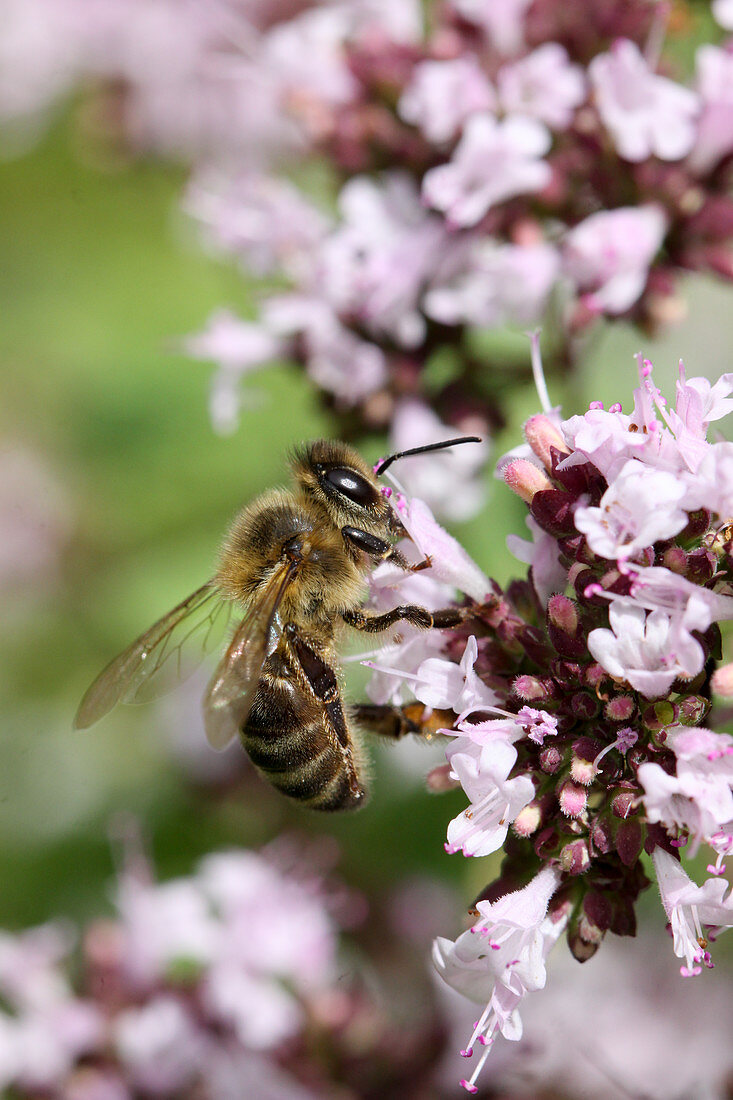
[1,112,731,933]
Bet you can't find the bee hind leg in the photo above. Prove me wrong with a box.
[352,702,456,741]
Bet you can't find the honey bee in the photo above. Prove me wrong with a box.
[75,437,478,810]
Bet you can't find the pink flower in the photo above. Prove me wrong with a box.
[587,599,704,698]
[422,113,552,228]
[413,636,497,719]
[497,44,586,130]
[433,866,565,1092]
[393,495,491,603]
[398,57,496,144]
[445,738,535,858]
[263,8,357,107]
[589,39,700,162]
[638,726,733,855]
[638,758,733,856]
[653,849,733,976]
[562,205,667,314]
[573,458,688,562]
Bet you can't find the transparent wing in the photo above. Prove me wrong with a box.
[203,560,299,751]
[75,581,231,729]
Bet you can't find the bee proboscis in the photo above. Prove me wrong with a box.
[75,437,478,811]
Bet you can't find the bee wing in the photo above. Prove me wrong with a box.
[203,559,299,751]
[75,581,231,729]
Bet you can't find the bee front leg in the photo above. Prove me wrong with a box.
[341,525,432,573]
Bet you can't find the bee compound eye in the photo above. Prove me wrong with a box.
[323,467,376,508]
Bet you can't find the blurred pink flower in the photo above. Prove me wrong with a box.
[422,113,552,228]
[562,204,667,314]
[398,57,496,144]
[589,38,700,162]
[497,43,586,129]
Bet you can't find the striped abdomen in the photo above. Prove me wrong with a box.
[241,643,366,811]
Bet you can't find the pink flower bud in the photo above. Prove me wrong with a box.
[524,414,569,472]
[426,763,460,793]
[547,593,579,635]
[605,695,635,721]
[571,755,596,786]
[558,780,588,817]
[513,802,541,837]
[503,459,552,504]
[513,674,551,701]
[711,663,733,697]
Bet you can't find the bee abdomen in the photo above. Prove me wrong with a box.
[242,678,366,812]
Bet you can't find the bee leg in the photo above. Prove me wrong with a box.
[352,702,456,741]
[341,526,419,572]
[343,605,434,631]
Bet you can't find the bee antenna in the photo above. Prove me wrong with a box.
[374,436,482,477]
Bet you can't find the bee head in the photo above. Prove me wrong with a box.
[291,440,391,535]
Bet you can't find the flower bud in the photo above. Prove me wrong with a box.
[513,674,552,701]
[662,546,687,574]
[560,838,591,875]
[547,593,579,635]
[524,414,569,472]
[540,745,562,773]
[503,459,552,504]
[605,695,635,721]
[512,802,541,837]
[711,663,733,697]
[426,764,459,793]
[570,692,599,720]
[677,694,709,725]
[558,780,587,818]
[570,755,596,787]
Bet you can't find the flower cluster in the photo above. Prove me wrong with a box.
[3,1,733,514]
[364,351,733,1093]
[0,839,447,1099]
